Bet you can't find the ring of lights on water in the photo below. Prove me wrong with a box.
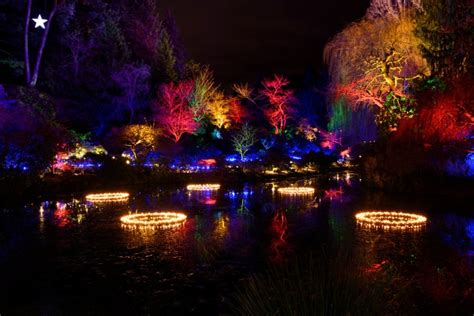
[277,187,315,195]
[121,212,187,229]
[355,211,427,231]
[186,184,221,191]
[85,192,130,203]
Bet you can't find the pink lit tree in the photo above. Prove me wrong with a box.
[154,81,197,142]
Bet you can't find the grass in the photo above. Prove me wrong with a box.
[231,247,385,316]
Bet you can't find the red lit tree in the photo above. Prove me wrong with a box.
[154,81,197,142]
[260,75,295,135]
[228,97,246,127]
[396,76,474,146]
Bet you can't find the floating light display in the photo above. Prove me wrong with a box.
[277,187,315,195]
[355,211,427,231]
[121,212,187,229]
[186,184,221,191]
[85,192,129,203]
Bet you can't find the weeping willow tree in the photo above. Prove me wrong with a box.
[324,0,430,136]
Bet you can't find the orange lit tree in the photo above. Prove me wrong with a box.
[154,81,197,142]
[260,75,295,135]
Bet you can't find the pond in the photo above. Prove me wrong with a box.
[1,173,473,314]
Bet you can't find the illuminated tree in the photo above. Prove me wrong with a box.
[367,0,422,18]
[319,130,342,150]
[325,12,429,130]
[121,124,159,160]
[233,83,256,104]
[396,76,474,145]
[112,63,150,123]
[158,29,178,82]
[207,91,231,129]
[297,119,318,142]
[61,28,95,84]
[260,75,295,135]
[228,97,246,126]
[232,123,257,161]
[186,63,217,122]
[154,81,198,142]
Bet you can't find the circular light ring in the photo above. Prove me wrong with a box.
[277,187,315,195]
[186,184,221,191]
[355,211,427,230]
[121,212,187,229]
[86,192,129,203]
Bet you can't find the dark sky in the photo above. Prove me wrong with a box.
[159,0,370,84]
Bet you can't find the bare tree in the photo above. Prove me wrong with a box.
[112,64,151,123]
[232,123,257,161]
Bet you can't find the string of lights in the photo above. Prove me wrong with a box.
[85,192,130,203]
[121,212,187,230]
[355,211,427,231]
[277,187,315,195]
[186,184,221,191]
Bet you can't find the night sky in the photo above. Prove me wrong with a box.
[159,0,370,83]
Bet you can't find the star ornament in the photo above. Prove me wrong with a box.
[32,14,48,29]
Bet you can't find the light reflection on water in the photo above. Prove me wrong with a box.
[0,174,473,314]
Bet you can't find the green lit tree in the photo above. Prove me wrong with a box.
[158,29,178,82]
[232,123,257,161]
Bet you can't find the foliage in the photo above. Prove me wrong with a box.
[158,29,179,82]
[395,75,474,146]
[154,81,198,142]
[227,97,246,126]
[232,123,257,160]
[112,63,151,123]
[233,83,256,104]
[232,249,384,316]
[121,124,159,160]
[207,91,231,129]
[260,75,295,135]
[186,63,217,122]
[296,119,318,142]
[325,8,429,131]
[415,0,474,78]
[366,0,422,18]
[378,91,416,130]
[0,86,65,173]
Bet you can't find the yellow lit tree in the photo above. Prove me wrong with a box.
[121,124,160,160]
[324,11,430,129]
[208,91,231,129]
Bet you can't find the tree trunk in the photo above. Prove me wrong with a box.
[29,2,58,87]
[24,0,32,84]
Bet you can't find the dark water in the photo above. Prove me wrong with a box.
[1,173,473,314]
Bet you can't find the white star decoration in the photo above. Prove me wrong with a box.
[32,14,48,29]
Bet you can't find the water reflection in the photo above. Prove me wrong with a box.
[270,210,290,262]
[1,174,473,314]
